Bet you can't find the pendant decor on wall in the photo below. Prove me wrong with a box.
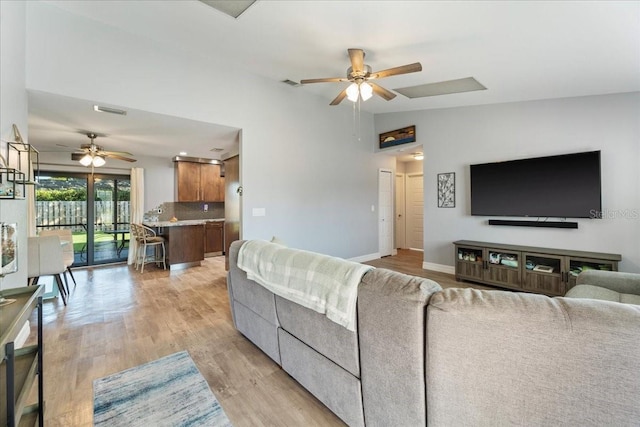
[379,125,416,149]
[437,172,455,208]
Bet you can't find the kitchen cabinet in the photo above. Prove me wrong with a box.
[1,285,44,427]
[175,161,224,202]
[204,221,224,254]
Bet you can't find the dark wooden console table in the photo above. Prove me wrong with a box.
[454,240,621,296]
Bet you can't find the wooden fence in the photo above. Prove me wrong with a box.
[36,201,130,232]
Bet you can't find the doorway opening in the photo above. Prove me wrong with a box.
[395,156,424,251]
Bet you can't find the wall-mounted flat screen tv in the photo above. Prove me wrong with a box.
[470,151,601,218]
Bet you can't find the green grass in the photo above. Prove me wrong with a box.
[72,231,130,252]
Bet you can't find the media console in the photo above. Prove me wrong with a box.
[454,240,621,296]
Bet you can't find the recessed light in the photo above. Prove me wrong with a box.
[179,152,187,156]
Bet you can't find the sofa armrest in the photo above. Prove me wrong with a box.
[357,269,441,427]
[576,270,640,295]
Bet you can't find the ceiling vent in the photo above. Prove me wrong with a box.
[282,79,301,87]
[394,77,487,99]
[198,0,256,19]
[93,105,127,115]
[210,147,224,152]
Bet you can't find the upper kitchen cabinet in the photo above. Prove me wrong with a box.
[175,159,225,202]
[200,164,224,202]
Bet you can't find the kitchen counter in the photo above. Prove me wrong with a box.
[143,218,224,228]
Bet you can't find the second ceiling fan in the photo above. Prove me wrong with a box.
[71,133,136,167]
[301,48,422,105]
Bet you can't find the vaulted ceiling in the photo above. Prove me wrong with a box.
[27,1,640,161]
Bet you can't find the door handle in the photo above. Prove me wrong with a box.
[236,186,243,196]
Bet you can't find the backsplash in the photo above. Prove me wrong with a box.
[144,202,224,222]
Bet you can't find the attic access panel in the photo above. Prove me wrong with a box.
[198,0,256,18]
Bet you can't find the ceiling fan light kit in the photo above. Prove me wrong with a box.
[301,48,422,106]
[79,153,106,167]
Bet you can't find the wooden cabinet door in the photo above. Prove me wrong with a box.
[483,248,522,289]
[455,244,484,281]
[201,164,224,202]
[522,252,566,296]
[205,222,224,253]
[176,162,201,201]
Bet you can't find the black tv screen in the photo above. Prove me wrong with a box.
[470,151,601,218]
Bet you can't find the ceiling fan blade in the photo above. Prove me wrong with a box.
[100,150,134,156]
[370,83,397,101]
[348,48,365,73]
[300,77,347,84]
[329,89,348,106]
[105,153,137,162]
[370,62,423,79]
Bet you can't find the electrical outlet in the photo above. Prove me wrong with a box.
[204,204,208,211]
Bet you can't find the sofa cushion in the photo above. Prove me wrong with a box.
[566,284,640,305]
[278,329,364,427]
[275,294,360,377]
[427,288,640,426]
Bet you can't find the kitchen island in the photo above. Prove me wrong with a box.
[143,219,224,270]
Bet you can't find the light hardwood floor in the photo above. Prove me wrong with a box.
[27,249,487,426]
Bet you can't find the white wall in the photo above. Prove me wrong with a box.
[376,93,640,273]
[0,1,29,290]
[25,2,392,259]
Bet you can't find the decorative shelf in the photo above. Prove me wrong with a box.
[0,168,26,199]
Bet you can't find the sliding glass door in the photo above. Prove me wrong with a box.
[93,175,131,263]
[36,172,131,266]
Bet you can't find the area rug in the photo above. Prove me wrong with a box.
[93,351,232,427]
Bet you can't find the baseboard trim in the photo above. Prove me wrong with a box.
[349,252,380,263]
[422,262,455,275]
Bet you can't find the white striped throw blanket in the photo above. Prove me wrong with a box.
[237,240,374,331]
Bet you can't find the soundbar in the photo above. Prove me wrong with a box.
[488,219,578,229]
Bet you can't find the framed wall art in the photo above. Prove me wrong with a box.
[379,125,416,149]
[437,172,455,208]
[1,222,18,276]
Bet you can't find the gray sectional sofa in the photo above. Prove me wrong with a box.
[227,240,640,426]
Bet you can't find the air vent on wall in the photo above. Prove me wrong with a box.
[394,77,487,99]
[198,0,256,19]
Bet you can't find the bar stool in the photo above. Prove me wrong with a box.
[135,224,166,273]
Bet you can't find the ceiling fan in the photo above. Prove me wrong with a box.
[301,48,422,105]
[71,133,136,167]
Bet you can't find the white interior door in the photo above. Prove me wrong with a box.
[395,173,406,249]
[406,173,424,250]
[378,169,393,257]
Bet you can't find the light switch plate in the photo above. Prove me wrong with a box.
[252,207,266,217]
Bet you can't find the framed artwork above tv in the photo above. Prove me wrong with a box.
[379,125,416,149]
